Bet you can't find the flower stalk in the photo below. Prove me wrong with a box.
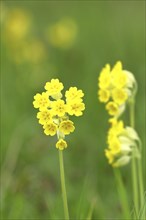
[59,150,69,220]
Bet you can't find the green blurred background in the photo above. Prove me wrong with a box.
[1,1,145,219]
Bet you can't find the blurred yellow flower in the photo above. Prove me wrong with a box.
[33,78,85,150]
[46,18,77,49]
[98,64,111,89]
[98,61,137,117]
[105,119,140,167]
[105,101,119,116]
[98,89,110,103]
[112,88,128,105]
[5,9,31,41]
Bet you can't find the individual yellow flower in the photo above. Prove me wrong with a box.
[33,92,50,111]
[109,137,121,155]
[56,139,68,150]
[67,101,85,116]
[112,88,128,105]
[43,122,57,136]
[59,120,75,135]
[111,62,127,88]
[45,79,64,97]
[98,89,110,103]
[105,149,114,164]
[37,110,52,125]
[98,64,111,89]
[51,99,67,117]
[105,101,119,116]
[65,87,84,102]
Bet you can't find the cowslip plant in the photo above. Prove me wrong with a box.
[33,78,85,219]
[98,61,144,219]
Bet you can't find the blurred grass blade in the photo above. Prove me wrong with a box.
[86,199,96,220]
[114,168,131,219]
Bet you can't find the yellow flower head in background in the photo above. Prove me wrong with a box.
[98,61,136,118]
[46,18,78,49]
[105,119,140,167]
[33,78,85,150]
[4,9,31,42]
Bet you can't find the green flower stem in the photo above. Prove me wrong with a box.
[114,169,130,219]
[138,159,144,206]
[129,98,139,214]
[59,150,69,220]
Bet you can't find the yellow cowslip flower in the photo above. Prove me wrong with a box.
[43,122,57,136]
[105,101,119,116]
[65,87,84,102]
[46,18,77,49]
[33,92,50,111]
[109,137,121,155]
[98,61,137,117]
[105,119,140,167]
[98,89,110,103]
[51,100,67,117]
[37,110,52,125]
[56,139,67,150]
[33,78,85,150]
[98,64,111,89]
[105,149,114,164]
[67,101,85,116]
[45,79,64,98]
[5,9,31,41]
[59,120,75,135]
[112,88,128,105]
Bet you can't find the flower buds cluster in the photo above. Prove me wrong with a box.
[105,119,140,167]
[98,61,136,118]
[33,79,85,150]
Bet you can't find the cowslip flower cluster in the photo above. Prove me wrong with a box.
[98,61,136,117]
[105,119,140,167]
[33,79,85,150]
[46,18,77,49]
[98,61,140,167]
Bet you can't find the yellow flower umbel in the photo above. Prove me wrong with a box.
[98,61,136,118]
[105,119,140,167]
[33,78,85,150]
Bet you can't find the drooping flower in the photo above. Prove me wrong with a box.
[56,139,67,150]
[105,119,140,167]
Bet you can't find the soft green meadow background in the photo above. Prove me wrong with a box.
[1,1,145,219]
